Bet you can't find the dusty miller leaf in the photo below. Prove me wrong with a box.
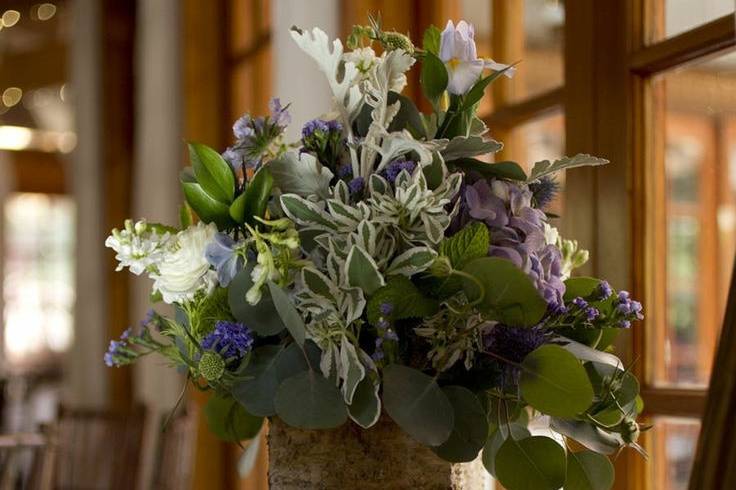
[527,153,609,183]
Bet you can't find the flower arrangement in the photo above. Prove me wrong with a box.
[105,17,645,490]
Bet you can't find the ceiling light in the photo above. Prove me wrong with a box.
[37,3,56,21]
[2,10,20,27]
[2,87,23,107]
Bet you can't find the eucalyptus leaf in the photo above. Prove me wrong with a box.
[495,436,566,490]
[565,450,615,490]
[189,142,235,203]
[275,341,322,382]
[482,424,530,476]
[557,337,624,369]
[348,377,381,428]
[461,257,547,326]
[269,152,334,198]
[267,281,306,346]
[204,394,263,442]
[382,364,453,446]
[232,345,284,416]
[527,154,609,183]
[228,267,285,337]
[274,370,348,429]
[520,344,594,418]
[432,386,488,463]
[550,418,623,455]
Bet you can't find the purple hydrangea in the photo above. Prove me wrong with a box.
[205,233,244,287]
[459,178,566,306]
[201,321,254,361]
[382,158,416,184]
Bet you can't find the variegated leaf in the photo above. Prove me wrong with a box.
[339,337,366,404]
[345,245,385,295]
[386,247,438,276]
[280,194,337,231]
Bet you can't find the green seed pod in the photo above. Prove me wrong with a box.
[620,417,640,444]
[382,31,414,54]
[199,351,226,382]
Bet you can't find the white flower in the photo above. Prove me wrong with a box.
[152,222,217,304]
[543,223,560,246]
[105,219,171,275]
[343,47,377,79]
[439,20,515,95]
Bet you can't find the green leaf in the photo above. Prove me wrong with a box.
[204,394,263,442]
[367,276,438,325]
[423,152,445,189]
[420,52,448,106]
[520,344,594,418]
[461,257,547,326]
[274,370,348,429]
[275,341,322,382]
[228,267,285,336]
[564,277,605,301]
[441,136,503,161]
[267,281,306,347]
[388,91,426,139]
[181,168,234,229]
[348,377,381,428]
[422,25,441,55]
[232,345,283,416]
[189,142,235,203]
[550,418,622,455]
[565,450,615,490]
[450,158,528,181]
[382,364,454,446]
[345,245,385,295]
[586,363,639,426]
[301,267,337,302]
[527,154,609,183]
[179,203,192,229]
[482,424,531,476]
[495,436,566,490]
[432,386,488,463]
[462,66,515,111]
[241,167,273,225]
[229,192,248,224]
[440,222,489,269]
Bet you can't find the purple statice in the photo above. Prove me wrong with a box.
[379,302,394,316]
[300,118,344,170]
[205,233,244,287]
[460,178,566,306]
[201,321,254,362]
[596,280,613,300]
[611,291,643,328]
[337,164,353,179]
[348,177,365,195]
[222,97,291,171]
[372,306,399,362]
[382,158,416,184]
[528,176,560,209]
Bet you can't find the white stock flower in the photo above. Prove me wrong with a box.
[153,222,217,304]
[439,20,515,95]
[343,47,377,80]
[105,219,171,275]
[543,223,560,246]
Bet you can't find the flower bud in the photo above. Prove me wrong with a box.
[620,417,640,444]
[429,256,453,278]
[199,351,226,382]
[382,32,414,53]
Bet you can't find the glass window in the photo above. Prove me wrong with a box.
[649,417,700,490]
[651,49,736,387]
[652,0,734,42]
[2,193,75,371]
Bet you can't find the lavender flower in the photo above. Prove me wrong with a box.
[205,233,244,287]
[201,321,254,361]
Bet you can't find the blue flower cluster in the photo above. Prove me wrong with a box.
[201,320,254,361]
[300,118,344,171]
[382,158,416,184]
[372,303,399,362]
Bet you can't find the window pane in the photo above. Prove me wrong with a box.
[649,417,700,490]
[460,0,564,106]
[650,50,736,386]
[651,0,734,42]
[3,193,75,371]
[505,110,566,215]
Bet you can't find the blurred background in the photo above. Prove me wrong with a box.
[0,0,734,488]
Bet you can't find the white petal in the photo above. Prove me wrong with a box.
[485,59,516,78]
[439,20,455,62]
[446,59,484,95]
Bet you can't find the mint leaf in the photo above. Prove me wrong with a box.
[367,276,438,325]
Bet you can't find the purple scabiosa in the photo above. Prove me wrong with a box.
[528,176,560,209]
[201,320,254,362]
[382,158,416,184]
[300,118,344,170]
[222,97,291,172]
[205,233,244,287]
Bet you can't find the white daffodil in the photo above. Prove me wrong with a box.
[439,20,516,95]
[152,222,217,304]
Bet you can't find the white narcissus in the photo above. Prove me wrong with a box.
[439,20,516,95]
[153,222,218,304]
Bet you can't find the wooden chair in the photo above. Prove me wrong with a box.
[52,406,145,490]
[0,429,56,490]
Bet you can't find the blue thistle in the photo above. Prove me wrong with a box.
[529,176,560,209]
